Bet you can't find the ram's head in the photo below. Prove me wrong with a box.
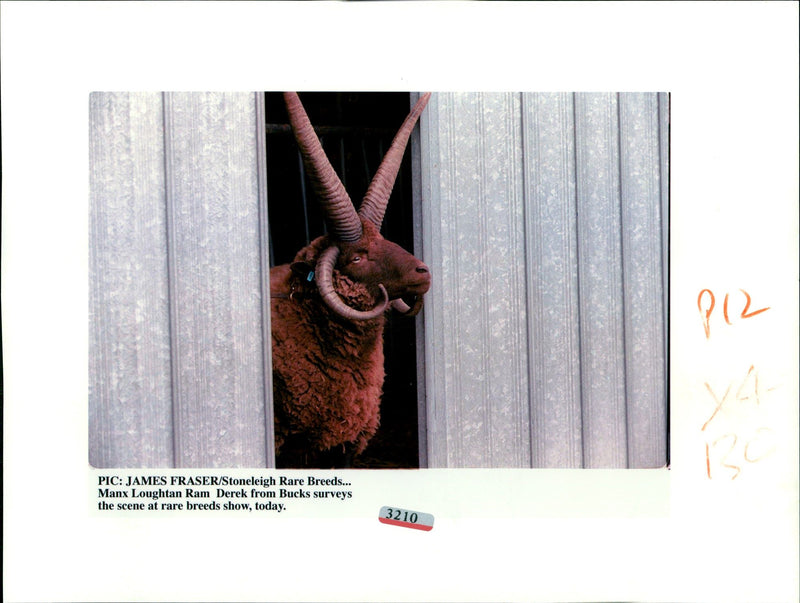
[284,92,431,320]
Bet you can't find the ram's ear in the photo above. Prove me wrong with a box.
[290,261,315,280]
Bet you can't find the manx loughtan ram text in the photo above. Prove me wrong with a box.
[98,487,352,501]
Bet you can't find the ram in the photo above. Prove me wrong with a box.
[270,92,431,468]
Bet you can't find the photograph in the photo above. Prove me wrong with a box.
[89,90,669,470]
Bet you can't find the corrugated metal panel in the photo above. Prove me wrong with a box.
[256,96,276,470]
[421,93,531,468]
[574,92,628,467]
[420,92,668,468]
[89,92,174,467]
[522,92,583,468]
[619,93,667,468]
[89,92,273,468]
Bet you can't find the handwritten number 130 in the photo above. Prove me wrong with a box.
[705,428,777,480]
[698,289,770,339]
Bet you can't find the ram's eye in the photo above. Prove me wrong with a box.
[350,255,362,264]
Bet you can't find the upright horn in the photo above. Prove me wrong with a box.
[358,92,431,228]
[283,92,362,242]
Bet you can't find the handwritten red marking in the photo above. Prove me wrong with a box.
[743,427,777,463]
[712,433,741,480]
[723,293,732,325]
[739,289,770,319]
[698,289,715,339]
[702,381,732,431]
[697,289,770,338]
[702,366,779,480]
[735,365,757,403]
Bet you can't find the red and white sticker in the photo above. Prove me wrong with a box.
[378,506,434,531]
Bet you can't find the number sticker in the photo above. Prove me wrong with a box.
[378,506,434,531]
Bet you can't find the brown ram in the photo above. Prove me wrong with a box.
[270,92,431,468]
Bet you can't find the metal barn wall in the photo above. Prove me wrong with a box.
[89,92,274,468]
[419,92,668,468]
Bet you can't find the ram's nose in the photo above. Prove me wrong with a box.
[414,261,431,287]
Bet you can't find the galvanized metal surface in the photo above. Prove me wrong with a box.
[421,93,532,468]
[574,92,628,468]
[522,92,583,468]
[89,92,273,468]
[420,92,668,468]
[618,93,668,468]
[89,92,173,467]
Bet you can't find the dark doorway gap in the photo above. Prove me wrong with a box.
[264,92,420,469]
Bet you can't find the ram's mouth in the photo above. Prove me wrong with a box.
[391,293,425,317]
[401,293,420,308]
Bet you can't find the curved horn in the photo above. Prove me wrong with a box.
[284,92,362,242]
[359,92,431,228]
[390,296,425,317]
[316,246,389,321]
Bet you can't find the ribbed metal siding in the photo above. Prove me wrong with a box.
[523,92,583,468]
[89,93,174,467]
[420,93,531,468]
[419,92,668,468]
[89,92,274,468]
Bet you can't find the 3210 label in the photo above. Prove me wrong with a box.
[378,506,434,531]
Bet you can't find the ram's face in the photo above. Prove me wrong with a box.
[337,221,430,304]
